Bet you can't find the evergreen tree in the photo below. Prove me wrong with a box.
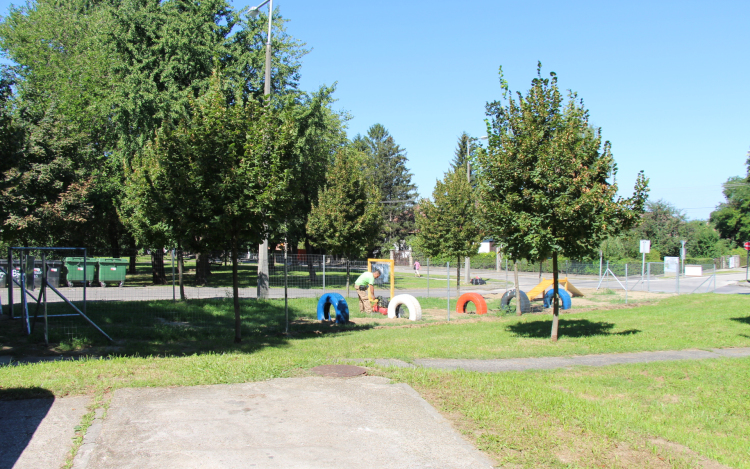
[353,124,418,252]
[414,167,481,288]
[479,63,648,340]
[450,131,479,183]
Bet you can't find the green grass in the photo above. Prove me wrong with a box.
[2,293,749,467]
[380,358,750,468]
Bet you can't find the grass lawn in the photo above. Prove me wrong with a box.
[1,292,749,467]
[380,358,750,468]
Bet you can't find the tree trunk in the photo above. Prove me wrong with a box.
[178,247,185,301]
[128,237,137,275]
[456,256,461,291]
[195,252,209,286]
[304,239,316,282]
[151,249,167,285]
[515,261,521,316]
[232,235,242,343]
[551,252,560,341]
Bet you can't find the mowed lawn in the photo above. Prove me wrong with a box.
[1,293,749,468]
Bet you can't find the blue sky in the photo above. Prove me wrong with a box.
[2,0,748,220]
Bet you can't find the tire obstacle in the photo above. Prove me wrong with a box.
[456,293,488,315]
[387,294,422,321]
[316,293,349,324]
[500,289,531,313]
[543,287,572,310]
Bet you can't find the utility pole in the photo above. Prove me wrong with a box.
[254,0,274,299]
[464,154,471,284]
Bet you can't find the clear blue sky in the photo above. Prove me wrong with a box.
[2,0,748,220]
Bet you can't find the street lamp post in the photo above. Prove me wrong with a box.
[249,0,273,299]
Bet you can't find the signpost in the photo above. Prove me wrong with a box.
[639,240,650,283]
[744,241,750,281]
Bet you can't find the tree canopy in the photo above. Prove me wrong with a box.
[479,64,648,340]
[352,123,418,253]
[414,167,481,286]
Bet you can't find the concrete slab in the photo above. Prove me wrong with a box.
[75,376,494,469]
[0,395,90,469]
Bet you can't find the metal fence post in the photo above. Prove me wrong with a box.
[676,264,679,295]
[322,255,326,293]
[171,249,176,303]
[713,265,716,292]
[647,263,651,292]
[625,264,628,304]
[426,258,430,298]
[7,247,12,318]
[446,262,450,322]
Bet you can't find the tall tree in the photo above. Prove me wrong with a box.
[307,148,382,285]
[353,124,418,252]
[450,131,479,183]
[711,155,750,246]
[479,64,648,341]
[0,0,307,252]
[127,71,296,342]
[414,167,481,287]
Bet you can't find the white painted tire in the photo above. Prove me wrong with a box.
[388,294,422,321]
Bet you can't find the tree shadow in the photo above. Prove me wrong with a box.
[13,297,375,359]
[0,387,55,469]
[730,316,750,326]
[506,319,641,338]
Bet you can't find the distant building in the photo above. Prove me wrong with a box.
[478,239,495,253]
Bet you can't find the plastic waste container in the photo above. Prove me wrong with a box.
[96,258,128,287]
[45,260,63,288]
[63,257,95,287]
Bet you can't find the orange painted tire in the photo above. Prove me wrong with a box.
[456,293,488,315]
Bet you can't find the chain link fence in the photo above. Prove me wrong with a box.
[2,248,726,348]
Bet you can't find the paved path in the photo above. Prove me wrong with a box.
[72,376,494,469]
[411,347,750,372]
[352,347,750,372]
[0,395,90,469]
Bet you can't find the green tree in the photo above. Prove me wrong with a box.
[627,200,687,258]
[126,72,296,342]
[0,0,307,254]
[282,88,348,279]
[711,167,750,246]
[414,167,481,288]
[353,124,418,253]
[307,149,382,286]
[450,131,479,183]
[479,64,648,340]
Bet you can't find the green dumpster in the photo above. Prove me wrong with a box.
[96,258,128,287]
[63,257,95,287]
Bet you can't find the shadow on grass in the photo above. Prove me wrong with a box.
[507,319,641,338]
[14,297,374,359]
[731,316,750,326]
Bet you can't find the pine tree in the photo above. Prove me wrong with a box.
[353,124,418,253]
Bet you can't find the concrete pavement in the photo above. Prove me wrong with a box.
[71,376,494,469]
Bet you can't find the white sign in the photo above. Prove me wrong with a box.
[685,265,702,277]
[639,240,651,254]
[664,257,679,273]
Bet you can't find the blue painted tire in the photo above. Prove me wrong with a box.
[316,293,350,324]
[543,287,571,310]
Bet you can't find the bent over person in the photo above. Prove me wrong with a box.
[354,268,381,314]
